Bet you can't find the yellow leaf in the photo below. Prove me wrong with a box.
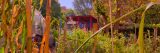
[10,5,20,27]
[39,0,43,10]
[151,0,157,2]
[15,20,24,49]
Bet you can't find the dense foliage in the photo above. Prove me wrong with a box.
[0,0,160,53]
[56,29,160,53]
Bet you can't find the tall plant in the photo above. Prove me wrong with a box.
[138,2,154,53]
[25,0,32,52]
[108,0,114,53]
[40,0,51,53]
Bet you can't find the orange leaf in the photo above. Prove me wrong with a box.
[15,20,24,49]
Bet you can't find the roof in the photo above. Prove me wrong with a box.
[66,16,97,23]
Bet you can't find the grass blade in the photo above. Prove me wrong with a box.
[138,2,154,53]
[21,24,26,53]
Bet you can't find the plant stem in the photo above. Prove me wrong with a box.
[138,2,154,53]
[25,0,32,52]
[109,0,114,53]
[40,0,51,53]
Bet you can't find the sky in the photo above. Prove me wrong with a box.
[59,0,74,9]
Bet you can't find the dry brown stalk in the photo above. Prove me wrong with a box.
[40,0,51,53]
[25,0,32,52]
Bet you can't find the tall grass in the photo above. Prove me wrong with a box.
[40,0,51,53]
[138,2,154,53]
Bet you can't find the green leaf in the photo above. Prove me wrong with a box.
[21,24,26,53]
[0,47,4,53]
[138,2,154,53]
[39,0,43,10]
[0,31,3,37]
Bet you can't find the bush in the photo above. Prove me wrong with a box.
[55,29,160,53]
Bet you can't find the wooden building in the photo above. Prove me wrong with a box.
[66,16,98,31]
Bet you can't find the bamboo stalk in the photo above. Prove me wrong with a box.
[44,0,51,52]
[25,0,32,52]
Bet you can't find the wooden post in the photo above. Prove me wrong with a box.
[153,27,158,52]
[92,23,98,53]
[90,17,93,30]
[77,17,80,28]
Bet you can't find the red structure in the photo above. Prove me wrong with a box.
[66,16,97,31]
